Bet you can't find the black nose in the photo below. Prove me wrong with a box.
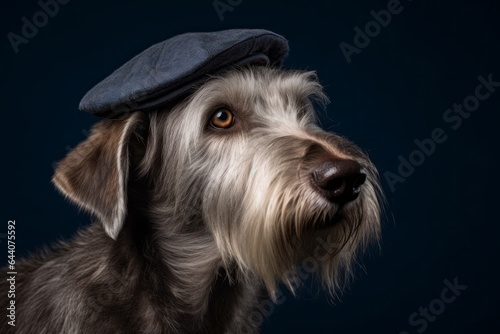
[311,158,366,204]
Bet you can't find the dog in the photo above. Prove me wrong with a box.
[1,65,381,333]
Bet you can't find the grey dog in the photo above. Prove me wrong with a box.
[1,66,381,333]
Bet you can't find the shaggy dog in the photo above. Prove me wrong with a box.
[0,66,381,333]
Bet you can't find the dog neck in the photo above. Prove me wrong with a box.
[112,176,264,333]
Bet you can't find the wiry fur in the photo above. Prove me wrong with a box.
[0,66,381,333]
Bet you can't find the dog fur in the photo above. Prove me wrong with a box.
[0,66,381,333]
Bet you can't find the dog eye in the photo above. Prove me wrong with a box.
[210,109,234,129]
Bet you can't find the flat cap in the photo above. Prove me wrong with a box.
[79,29,289,117]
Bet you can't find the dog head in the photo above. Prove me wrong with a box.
[53,66,382,296]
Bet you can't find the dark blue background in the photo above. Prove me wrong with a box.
[1,0,499,333]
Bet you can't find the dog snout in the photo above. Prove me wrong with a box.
[311,158,366,204]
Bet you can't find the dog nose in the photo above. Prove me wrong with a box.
[311,158,366,204]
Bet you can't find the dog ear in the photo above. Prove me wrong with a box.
[52,113,142,240]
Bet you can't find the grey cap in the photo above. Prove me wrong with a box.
[79,29,289,117]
